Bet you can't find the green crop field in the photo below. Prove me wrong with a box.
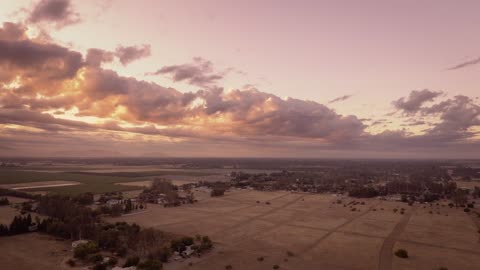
[0,168,219,195]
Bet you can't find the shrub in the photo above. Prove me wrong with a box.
[107,257,118,266]
[273,265,280,269]
[74,242,99,260]
[116,246,127,257]
[93,263,107,270]
[225,265,233,270]
[124,256,140,267]
[89,253,103,263]
[211,188,226,197]
[0,197,9,205]
[181,236,194,246]
[439,267,448,270]
[464,208,471,213]
[394,249,408,258]
[66,258,76,267]
[138,259,162,270]
[286,251,294,257]
[257,257,264,262]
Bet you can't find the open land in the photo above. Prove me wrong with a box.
[1,159,480,269]
[106,189,480,270]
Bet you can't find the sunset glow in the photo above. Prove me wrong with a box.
[0,0,479,158]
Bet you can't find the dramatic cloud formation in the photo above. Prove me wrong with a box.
[27,0,81,29]
[392,89,443,114]
[0,19,479,158]
[114,44,151,65]
[147,57,224,87]
[329,95,352,104]
[448,56,480,70]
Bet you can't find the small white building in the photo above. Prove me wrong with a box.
[106,199,122,207]
[71,239,89,249]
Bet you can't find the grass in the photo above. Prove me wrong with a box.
[0,168,217,195]
[64,170,217,178]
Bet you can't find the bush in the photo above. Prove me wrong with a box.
[124,256,140,267]
[0,197,9,205]
[66,258,76,267]
[257,257,264,262]
[107,257,118,266]
[394,249,409,258]
[116,246,127,257]
[211,188,226,197]
[181,236,194,246]
[74,242,99,260]
[464,208,471,213]
[225,265,233,270]
[89,253,103,263]
[138,259,162,270]
[273,265,280,269]
[93,263,107,270]
[286,251,294,257]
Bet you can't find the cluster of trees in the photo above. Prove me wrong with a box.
[0,191,214,269]
[0,197,9,205]
[0,214,35,236]
[72,192,94,205]
[99,199,143,217]
[139,179,195,207]
[98,192,123,204]
[348,186,379,198]
[140,179,179,204]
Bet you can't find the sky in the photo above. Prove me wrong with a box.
[0,0,479,158]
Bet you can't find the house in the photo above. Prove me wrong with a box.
[106,199,121,207]
[71,239,89,249]
[28,223,38,232]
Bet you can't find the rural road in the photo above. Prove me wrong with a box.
[377,206,416,270]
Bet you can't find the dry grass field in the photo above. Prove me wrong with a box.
[107,189,480,270]
[0,233,71,270]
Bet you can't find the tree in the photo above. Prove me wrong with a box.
[124,256,140,267]
[125,199,133,213]
[74,242,99,260]
[0,197,9,205]
[394,249,409,258]
[453,190,468,207]
[211,188,226,197]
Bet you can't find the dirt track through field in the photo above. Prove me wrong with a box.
[211,193,307,239]
[299,200,383,256]
[377,206,416,270]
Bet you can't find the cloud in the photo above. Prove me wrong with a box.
[0,39,83,82]
[328,95,352,104]
[85,48,114,67]
[27,0,81,29]
[114,44,151,65]
[423,95,480,140]
[146,57,224,87]
[392,89,443,114]
[447,57,480,71]
[1,22,480,158]
[0,22,27,41]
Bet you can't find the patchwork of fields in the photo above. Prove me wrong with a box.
[0,164,232,194]
[108,190,480,270]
